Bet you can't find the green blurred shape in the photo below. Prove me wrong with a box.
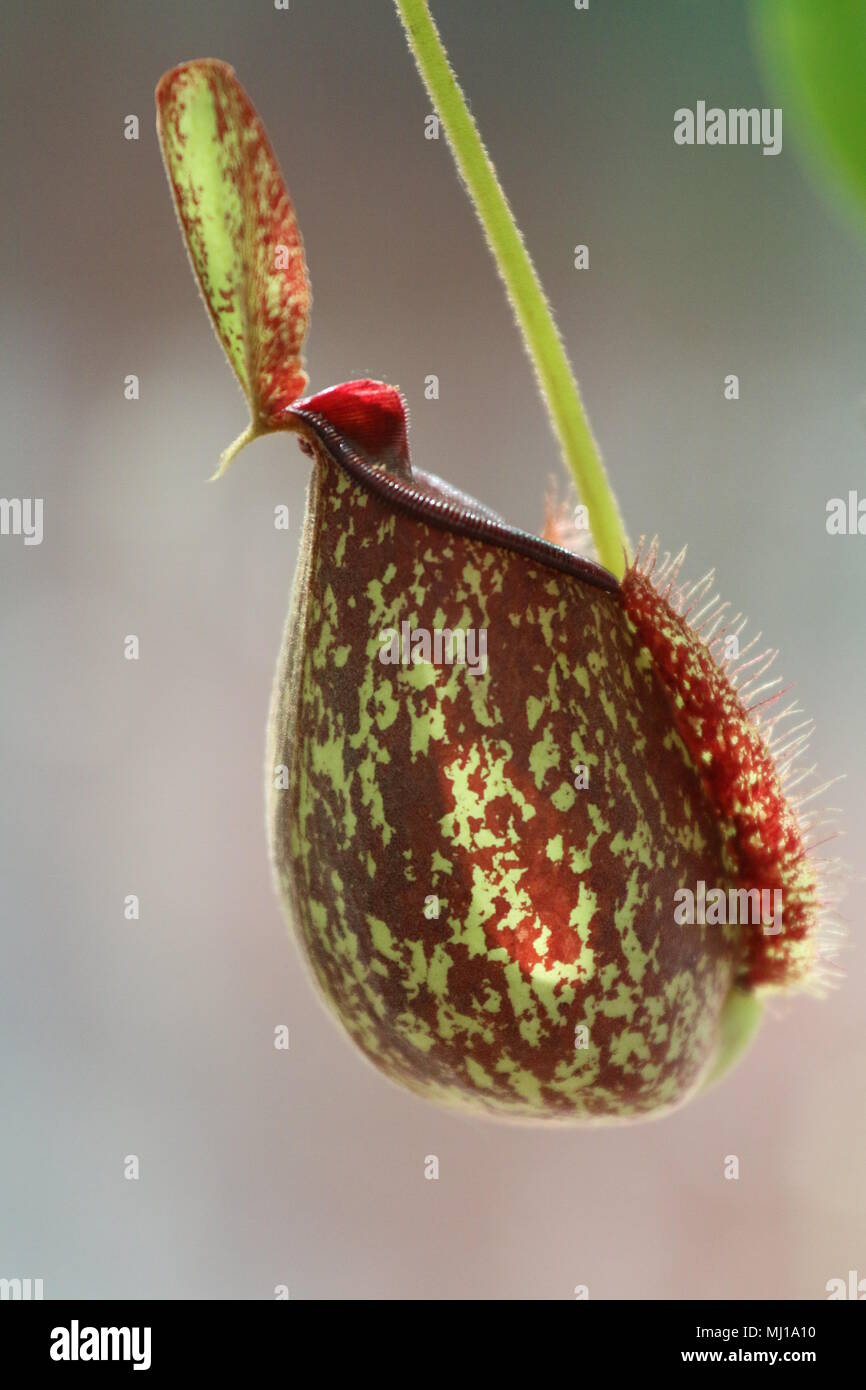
[753,0,866,230]
[701,988,763,1093]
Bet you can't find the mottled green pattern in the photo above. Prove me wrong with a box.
[268,442,742,1122]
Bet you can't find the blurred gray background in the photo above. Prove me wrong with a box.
[1,0,863,1298]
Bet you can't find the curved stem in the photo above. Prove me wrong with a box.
[211,420,263,481]
[394,0,630,578]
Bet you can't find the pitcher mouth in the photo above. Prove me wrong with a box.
[286,404,621,595]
